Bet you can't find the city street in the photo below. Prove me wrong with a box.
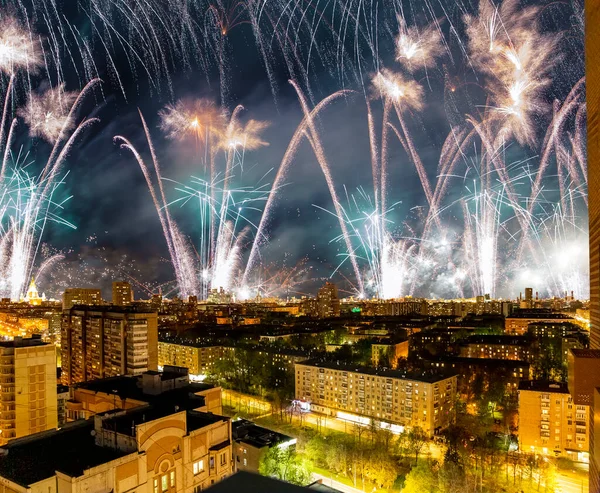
[311,473,366,493]
[556,467,588,493]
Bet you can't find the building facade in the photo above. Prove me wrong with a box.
[459,335,534,361]
[61,306,158,385]
[518,381,589,462]
[317,282,340,318]
[295,360,457,437]
[112,282,134,306]
[0,336,58,445]
[158,343,231,376]
[505,312,574,335]
[232,419,294,474]
[0,405,233,493]
[62,288,103,310]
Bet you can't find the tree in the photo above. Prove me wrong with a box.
[438,461,465,493]
[406,426,429,464]
[363,451,398,490]
[403,460,439,493]
[259,446,311,486]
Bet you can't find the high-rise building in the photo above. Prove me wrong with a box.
[62,288,102,310]
[317,282,340,318]
[578,3,600,491]
[112,281,134,306]
[295,360,457,437]
[61,306,158,385]
[0,335,57,445]
[518,380,589,462]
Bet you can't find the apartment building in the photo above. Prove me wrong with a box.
[459,335,534,361]
[112,281,134,306]
[62,288,102,310]
[158,342,307,381]
[518,380,589,462]
[158,343,232,376]
[422,357,531,398]
[505,311,574,335]
[295,360,457,437]
[0,401,233,493]
[0,335,58,445]
[61,306,158,385]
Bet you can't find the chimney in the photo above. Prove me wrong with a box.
[535,291,538,300]
[571,290,574,301]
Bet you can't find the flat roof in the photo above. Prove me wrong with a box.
[570,349,600,359]
[506,313,572,320]
[75,374,214,403]
[0,336,48,348]
[296,359,455,383]
[518,380,569,393]
[424,356,530,368]
[0,421,130,486]
[232,419,292,449]
[102,407,228,437]
[205,471,312,493]
[70,304,156,314]
[465,335,531,346]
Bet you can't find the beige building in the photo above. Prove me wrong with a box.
[112,282,134,306]
[232,419,294,474]
[0,399,233,493]
[459,335,533,362]
[295,360,457,437]
[0,336,58,445]
[518,381,589,462]
[505,313,573,335]
[158,343,231,376]
[65,367,222,422]
[158,342,307,382]
[62,288,103,310]
[61,306,158,385]
[371,341,409,368]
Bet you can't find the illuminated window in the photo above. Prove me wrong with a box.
[161,475,168,492]
[193,460,205,475]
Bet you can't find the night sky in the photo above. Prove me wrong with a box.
[2,0,587,300]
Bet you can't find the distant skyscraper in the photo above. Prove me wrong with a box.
[61,306,158,385]
[112,281,134,306]
[0,336,57,445]
[317,282,340,318]
[62,288,102,310]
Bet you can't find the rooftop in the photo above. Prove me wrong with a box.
[423,356,530,368]
[102,406,228,437]
[296,359,456,383]
[507,311,572,320]
[570,349,600,359]
[232,419,293,449]
[0,420,129,486]
[70,304,157,314]
[74,373,214,405]
[464,335,532,346]
[0,335,48,348]
[518,380,569,393]
[205,472,318,493]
